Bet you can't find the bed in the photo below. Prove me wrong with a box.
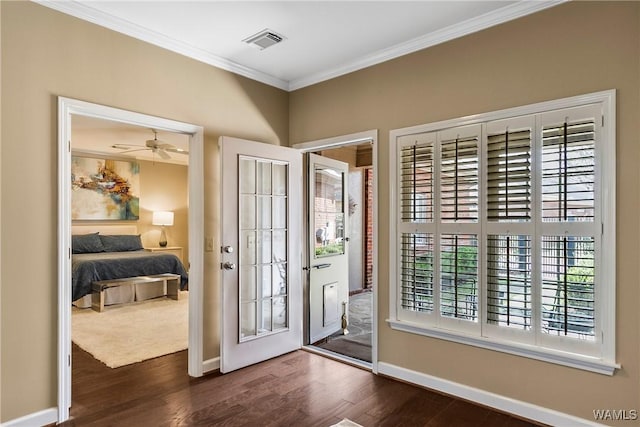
[71,225,188,308]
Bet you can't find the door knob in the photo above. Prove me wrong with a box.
[222,245,234,253]
[222,262,236,270]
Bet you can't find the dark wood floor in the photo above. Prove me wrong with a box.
[62,343,541,426]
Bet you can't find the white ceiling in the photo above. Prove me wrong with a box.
[38,0,562,91]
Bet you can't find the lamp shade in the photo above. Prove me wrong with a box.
[152,211,174,226]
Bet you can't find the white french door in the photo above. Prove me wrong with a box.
[308,154,350,343]
[220,136,302,373]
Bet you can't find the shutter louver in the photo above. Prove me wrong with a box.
[440,234,478,321]
[400,233,434,313]
[541,236,595,339]
[440,136,478,222]
[487,235,532,330]
[487,129,532,222]
[400,142,433,223]
[541,120,595,222]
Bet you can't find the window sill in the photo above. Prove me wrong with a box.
[386,318,619,376]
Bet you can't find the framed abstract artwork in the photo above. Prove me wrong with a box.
[71,156,140,220]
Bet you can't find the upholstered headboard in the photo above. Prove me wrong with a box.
[71,224,138,235]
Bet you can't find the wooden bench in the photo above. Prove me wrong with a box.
[91,273,181,312]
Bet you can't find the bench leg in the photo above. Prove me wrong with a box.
[91,290,105,312]
[167,278,179,300]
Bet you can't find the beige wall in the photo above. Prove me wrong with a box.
[0,1,288,421]
[291,1,640,424]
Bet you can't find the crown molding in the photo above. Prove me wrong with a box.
[33,0,290,90]
[288,0,566,91]
[34,0,565,92]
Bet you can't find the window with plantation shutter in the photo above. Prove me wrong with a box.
[391,91,616,374]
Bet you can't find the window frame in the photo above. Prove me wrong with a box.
[388,90,618,375]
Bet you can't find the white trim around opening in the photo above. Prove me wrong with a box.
[57,97,205,423]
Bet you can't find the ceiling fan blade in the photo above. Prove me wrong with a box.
[164,147,189,155]
[112,143,145,150]
[116,148,149,154]
[157,149,171,160]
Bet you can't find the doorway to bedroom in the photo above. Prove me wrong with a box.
[57,97,205,423]
[69,115,191,371]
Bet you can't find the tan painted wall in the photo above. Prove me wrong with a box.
[0,1,288,421]
[291,2,640,424]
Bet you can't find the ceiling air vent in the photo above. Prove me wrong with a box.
[243,29,285,50]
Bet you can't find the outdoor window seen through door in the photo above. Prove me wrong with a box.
[239,157,289,340]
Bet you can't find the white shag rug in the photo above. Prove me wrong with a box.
[331,419,363,427]
[72,292,188,368]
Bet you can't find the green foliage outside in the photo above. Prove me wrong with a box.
[315,242,344,257]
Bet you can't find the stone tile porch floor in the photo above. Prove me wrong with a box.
[313,290,372,362]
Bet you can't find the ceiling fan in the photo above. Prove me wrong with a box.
[111,130,188,160]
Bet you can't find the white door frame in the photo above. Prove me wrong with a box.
[292,129,378,373]
[57,97,205,423]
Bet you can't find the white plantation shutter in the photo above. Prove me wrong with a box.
[400,233,434,313]
[541,118,595,222]
[538,105,600,346]
[391,92,614,370]
[487,128,532,222]
[440,134,479,222]
[486,235,532,330]
[400,138,434,223]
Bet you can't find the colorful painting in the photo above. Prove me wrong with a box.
[71,156,140,220]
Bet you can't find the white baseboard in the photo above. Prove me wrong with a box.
[203,356,220,373]
[1,407,58,427]
[377,362,604,427]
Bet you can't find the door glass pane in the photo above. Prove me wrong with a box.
[240,266,256,301]
[257,196,272,229]
[240,159,256,194]
[240,195,256,229]
[261,265,272,298]
[237,156,290,341]
[273,263,287,296]
[273,230,287,263]
[260,299,272,333]
[240,302,256,338]
[258,231,272,264]
[257,161,272,195]
[273,296,287,330]
[314,164,345,258]
[273,197,287,229]
[273,163,287,195]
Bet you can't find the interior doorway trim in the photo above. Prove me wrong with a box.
[57,97,205,423]
[292,129,379,373]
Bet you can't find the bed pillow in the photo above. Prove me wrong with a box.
[72,232,105,254]
[100,234,144,252]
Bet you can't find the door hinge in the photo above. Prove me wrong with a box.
[68,354,71,367]
[68,140,71,152]
[602,115,604,127]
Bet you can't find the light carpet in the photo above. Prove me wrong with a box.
[72,292,188,368]
[331,419,363,427]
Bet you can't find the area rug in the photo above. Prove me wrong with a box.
[331,419,363,427]
[72,292,188,368]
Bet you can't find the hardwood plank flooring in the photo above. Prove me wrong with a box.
[61,344,543,426]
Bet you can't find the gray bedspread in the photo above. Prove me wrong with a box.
[72,250,189,301]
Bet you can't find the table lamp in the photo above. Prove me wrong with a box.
[152,211,174,247]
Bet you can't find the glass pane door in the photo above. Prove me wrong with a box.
[239,157,289,341]
[313,165,346,258]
